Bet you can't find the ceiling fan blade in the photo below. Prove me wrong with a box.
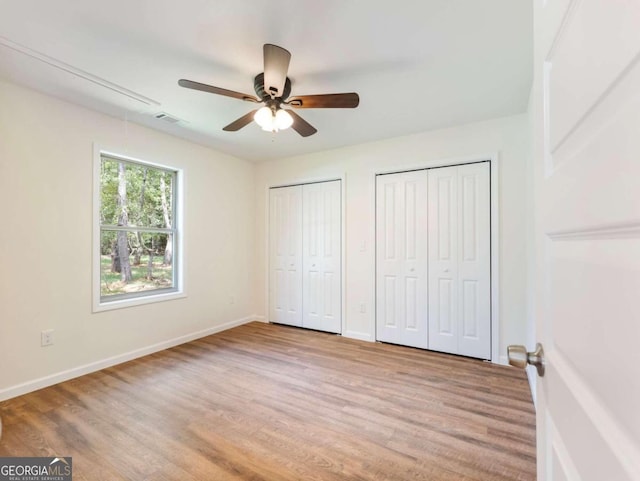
[287,93,360,109]
[222,110,259,131]
[288,110,317,137]
[263,44,291,98]
[178,79,259,103]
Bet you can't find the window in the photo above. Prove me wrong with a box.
[94,150,183,310]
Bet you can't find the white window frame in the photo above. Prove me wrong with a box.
[92,146,185,312]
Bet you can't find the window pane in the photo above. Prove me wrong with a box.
[100,230,174,298]
[100,158,173,229]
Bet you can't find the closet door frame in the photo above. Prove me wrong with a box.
[373,154,500,364]
[266,175,346,335]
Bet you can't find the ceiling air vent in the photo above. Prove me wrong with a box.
[154,112,180,124]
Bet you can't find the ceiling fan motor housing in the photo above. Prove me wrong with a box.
[254,72,291,101]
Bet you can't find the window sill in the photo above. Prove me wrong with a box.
[93,290,186,313]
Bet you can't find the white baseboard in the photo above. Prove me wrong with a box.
[253,315,267,323]
[500,355,536,407]
[526,365,537,408]
[0,316,259,402]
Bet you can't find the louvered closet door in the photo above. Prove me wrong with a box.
[427,162,490,359]
[302,180,342,333]
[269,185,303,327]
[376,172,428,348]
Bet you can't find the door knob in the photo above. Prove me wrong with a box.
[507,343,545,377]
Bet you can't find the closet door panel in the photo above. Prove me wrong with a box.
[375,172,428,348]
[427,163,491,359]
[457,162,491,359]
[269,186,303,327]
[302,180,341,333]
[428,167,459,354]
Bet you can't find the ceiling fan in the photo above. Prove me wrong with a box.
[178,44,359,137]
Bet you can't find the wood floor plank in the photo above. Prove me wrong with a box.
[0,322,536,480]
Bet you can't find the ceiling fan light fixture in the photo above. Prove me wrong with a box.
[254,106,273,130]
[254,106,293,133]
[275,109,293,130]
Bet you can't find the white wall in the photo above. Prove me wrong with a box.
[0,80,256,399]
[254,114,530,361]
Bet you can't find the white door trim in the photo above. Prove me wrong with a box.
[372,152,501,364]
[266,175,346,335]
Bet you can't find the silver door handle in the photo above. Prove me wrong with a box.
[508,343,545,377]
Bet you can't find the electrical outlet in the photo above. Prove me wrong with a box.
[229,296,235,305]
[41,329,54,347]
[360,303,366,314]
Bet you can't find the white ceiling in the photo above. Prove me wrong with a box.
[0,0,532,162]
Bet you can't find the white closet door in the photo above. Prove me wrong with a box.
[269,185,303,327]
[428,162,490,359]
[302,180,342,333]
[376,172,428,348]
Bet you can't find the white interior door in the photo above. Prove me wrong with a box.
[302,180,342,333]
[533,1,640,479]
[375,171,428,348]
[269,185,303,327]
[428,163,491,359]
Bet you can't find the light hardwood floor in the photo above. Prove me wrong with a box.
[0,322,536,480]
